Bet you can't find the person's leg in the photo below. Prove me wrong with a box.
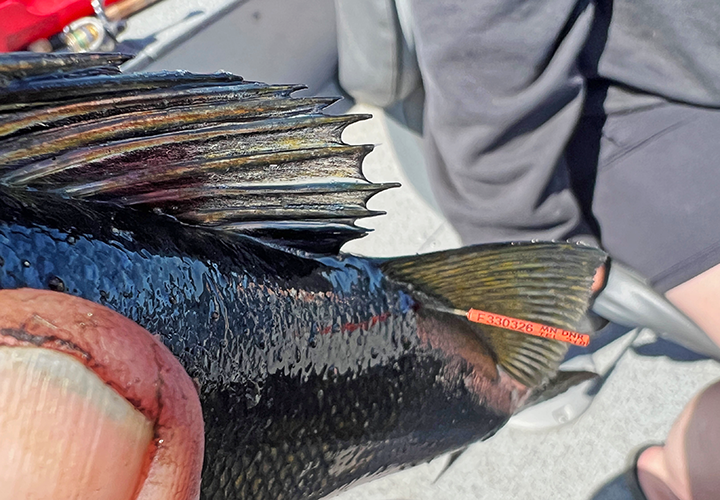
[410,0,597,245]
[666,264,720,348]
[591,101,720,295]
[635,379,720,500]
[575,97,720,500]
[632,264,720,500]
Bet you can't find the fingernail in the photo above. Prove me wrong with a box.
[0,346,154,500]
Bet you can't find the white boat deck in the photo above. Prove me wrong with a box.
[117,1,720,498]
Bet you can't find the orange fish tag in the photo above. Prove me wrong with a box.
[465,308,589,347]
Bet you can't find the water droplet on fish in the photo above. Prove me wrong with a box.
[47,276,65,292]
[111,226,133,241]
[370,347,379,359]
[21,260,30,268]
[245,385,261,409]
[66,235,76,245]
[211,311,220,321]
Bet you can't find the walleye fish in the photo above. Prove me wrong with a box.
[0,52,606,500]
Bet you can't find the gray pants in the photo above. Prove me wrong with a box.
[588,102,720,292]
[410,0,720,292]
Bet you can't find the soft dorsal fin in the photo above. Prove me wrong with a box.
[381,242,607,386]
[0,52,396,254]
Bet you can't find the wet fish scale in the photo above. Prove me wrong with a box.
[198,352,504,500]
[0,196,508,499]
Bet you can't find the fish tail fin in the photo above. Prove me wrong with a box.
[381,242,607,387]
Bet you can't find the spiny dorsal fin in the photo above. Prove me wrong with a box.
[0,82,303,139]
[0,52,395,254]
[381,242,607,386]
[0,52,131,84]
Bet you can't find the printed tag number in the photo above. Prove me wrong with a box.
[465,308,589,347]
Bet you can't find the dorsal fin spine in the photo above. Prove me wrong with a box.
[0,52,391,254]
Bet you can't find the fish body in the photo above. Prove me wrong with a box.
[0,190,514,499]
[0,53,606,500]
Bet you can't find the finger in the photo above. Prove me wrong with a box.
[0,288,204,500]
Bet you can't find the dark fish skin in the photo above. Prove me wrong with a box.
[0,191,512,500]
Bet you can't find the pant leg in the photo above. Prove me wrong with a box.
[411,0,598,244]
[592,102,720,292]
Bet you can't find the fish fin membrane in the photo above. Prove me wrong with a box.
[433,447,468,484]
[0,52,131,85]
[381,242,607,387]
[522,370,599,409]
[0,52,394,255]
